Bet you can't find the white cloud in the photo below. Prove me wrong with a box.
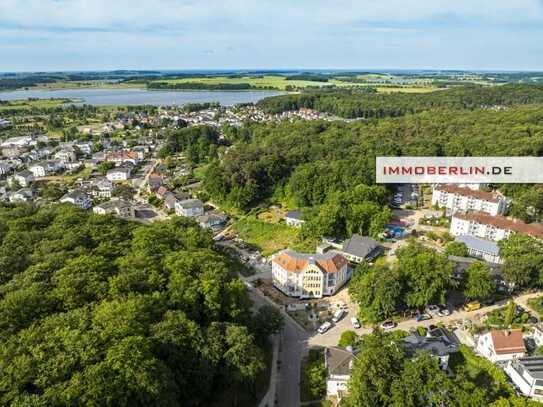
[0,0,541,32]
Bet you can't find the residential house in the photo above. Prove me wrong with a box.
[477,329,526,363]
[505,356,543,401]
[531,325,543,347]
[271,250,351,298]
[175,198,204,218]
[9,188,34,203]
[326,346,357,400]
[92,178,114,199]
[163,191,190,212]
[455,235,503,264]
[155,186,169,200]
[319,234,383,264]
[75,142,93,155]
[431,184,507,216]
[60,190,92,209]
[29,161,61,177]
[402,327,459,371]
[93,199,135,218]
[106,167,132,182]
[285,210,305,227]
[9,170,34,187]
[450,211,543,242]
[105,149,141,165]
[147,173,163,192]
[54,147,77,162]
[2,146,28,158]
[197,212,228,229]
[0,161,12,176]
[0,135,33,148]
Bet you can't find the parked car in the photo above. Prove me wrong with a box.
[351,317,361,329]
[464,302,481,312]
[425,305,440,316]
[380,320,397,330]
[317,322,332,334]
[332,309,346,323]
[438,308,451,317]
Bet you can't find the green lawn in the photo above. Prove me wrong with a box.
[0,99,72,111]
[233,216,299,256]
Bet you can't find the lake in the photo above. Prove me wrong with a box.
[0,88,283,106]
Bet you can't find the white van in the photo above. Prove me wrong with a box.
[317,322,332,334]
[332,309,345,323]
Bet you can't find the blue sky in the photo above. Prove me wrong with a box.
[1,0,542,72]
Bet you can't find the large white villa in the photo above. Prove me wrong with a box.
[271,250,351,298]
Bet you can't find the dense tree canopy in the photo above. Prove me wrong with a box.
[258,84,543,118]
[204,104,543,219]
[498,234,543,289]
[343,332,539,407]
[0,204,276,406]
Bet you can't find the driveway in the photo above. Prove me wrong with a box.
[309,291,543,347]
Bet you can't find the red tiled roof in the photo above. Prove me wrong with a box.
[454,211,543,239]
[435,184,502,203]
[490,330,526,355]
[272,251,348,274]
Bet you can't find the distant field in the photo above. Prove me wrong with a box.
[152,75,336,90]
[149,75,437,92]
[33,80,141,90]
[0,99,71,111]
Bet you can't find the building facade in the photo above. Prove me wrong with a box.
[432,184,507,216]
[450,211,543,242]
[272,250,350,298]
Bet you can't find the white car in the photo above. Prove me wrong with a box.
[332,309,346,323]
[438,308,451,317]
[317,322,332,334]
[425,305,440,316]
[380,321,397,330]
[351,317,361,329]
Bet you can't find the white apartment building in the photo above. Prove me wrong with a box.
[450,211,543,242]
[431,184,507,216]
[271,250,351,299]
[106,167,131,182]
[505,357,543,401]
[175,198,204,217]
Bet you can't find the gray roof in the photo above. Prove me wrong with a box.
[16,170,33,178]
[341,234,381,259]
[177,198,203,209]
[286,210,302,220]
[96,199,132,210]
[402,329,459,358]
[326,346,357,376]
[107,167,131,174]
[61,190,89,200]
[278,249,346,263]
[456,235,500,256]
[513,356,543,380]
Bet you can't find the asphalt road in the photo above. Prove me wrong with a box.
[246,282,308,407]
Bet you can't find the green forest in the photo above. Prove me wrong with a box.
[204,97,543,238]
[258,84,543,118]
[0,205,282,406]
